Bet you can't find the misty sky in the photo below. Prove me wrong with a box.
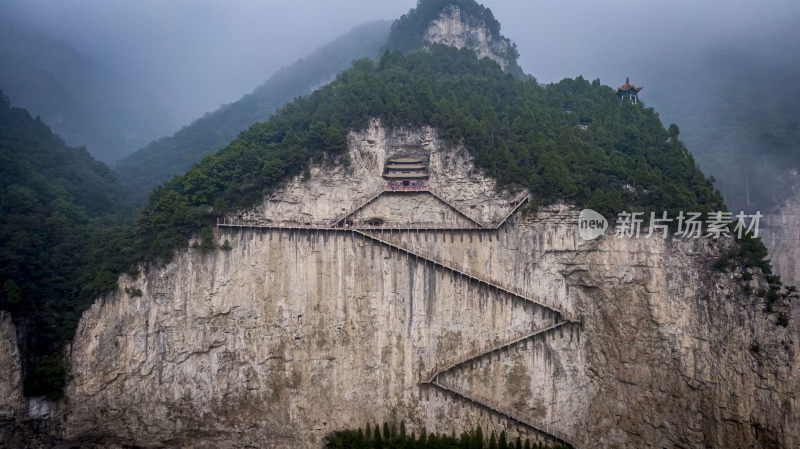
[2,0,798,126]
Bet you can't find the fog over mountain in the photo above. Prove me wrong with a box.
[0,17,178,163]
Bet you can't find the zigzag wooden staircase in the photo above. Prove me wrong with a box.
[218,189,580,448]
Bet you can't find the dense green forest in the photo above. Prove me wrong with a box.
[327,423,566,449]
[135,44,724,262]
[115,20,391,201]
[0,92,136,398]
[386,0,523,78]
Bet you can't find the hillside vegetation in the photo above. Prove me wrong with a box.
[0,92,135,398]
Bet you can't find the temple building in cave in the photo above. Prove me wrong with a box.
[383,156,429,190]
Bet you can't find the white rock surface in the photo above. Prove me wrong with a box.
[0,312,24,419]
[423,5,513,69]
[761,184,800,333]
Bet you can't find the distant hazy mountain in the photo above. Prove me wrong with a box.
[115,20,391,200]
[643,32,800,213]
[0,18,176,164]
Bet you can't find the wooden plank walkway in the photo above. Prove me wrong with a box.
[217,188,581,448]
[495,194,530,229]
[425,321,569,383]
[330,188,487,229]
[424,380,580,449]
[352,229,574,321]
[426,188,487,228]
[330,190,386,227]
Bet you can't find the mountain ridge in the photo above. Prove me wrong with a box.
[115,20,392,200]
[0,17,176,163]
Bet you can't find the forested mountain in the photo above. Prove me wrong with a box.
[0,92,134,398]
[1,0,776,402]
[0,18,175,164]
[115,21,391,200]
[135,45,725,262]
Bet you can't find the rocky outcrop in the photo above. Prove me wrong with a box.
[761,180,800,333]
[0,312,24,420]
[0,312,59,448]
[243,119,523,227]
[2,120,798,448]
[423,5,514,69]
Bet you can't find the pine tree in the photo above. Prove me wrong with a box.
[375,424,383,448]
[489,431,498,449]
[499,431,508,449]
[474,425,484,449]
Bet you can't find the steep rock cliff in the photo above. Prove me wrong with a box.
[423,5,513,69]
[2,120,798,448]
[0,312,59,448]
[761,179,800,333]
[0,312,24,421]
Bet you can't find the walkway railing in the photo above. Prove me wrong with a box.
[423,380,580,449]
[427,187,487,228]
[214,220,576,322]
[328,190,387,227]
[217,189,581,449]
[384,184,428,191]
[424,321,569,383]
[496,194,531,229]
[328,187,487,229]
[352,229,574,322]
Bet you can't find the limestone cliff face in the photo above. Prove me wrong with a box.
[3,120,799,448]
[0,312,24,420]
[0,312,58,448]
[761,179,800,332]
[423,5,513,69]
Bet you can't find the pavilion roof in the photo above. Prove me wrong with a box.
[615,77,643,93]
